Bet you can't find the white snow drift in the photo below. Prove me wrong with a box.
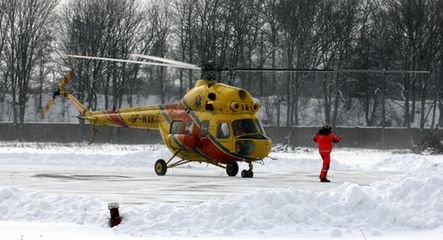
[0,142,442,238]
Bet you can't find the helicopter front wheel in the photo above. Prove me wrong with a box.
[226,161,239,176]
[241,170,254,178]
[155,159,167,176]
[241,161,254,178]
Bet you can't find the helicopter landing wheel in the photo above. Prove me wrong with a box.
[226,161,239,176]
[241,170,253,178]
[155,159,167,176]
[241,161,254,178]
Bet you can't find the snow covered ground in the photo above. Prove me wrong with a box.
[0,142,442,239]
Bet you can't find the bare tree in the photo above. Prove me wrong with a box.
[3,0,58,136]
[0,0,8,121]
[173,0,198,95]
[438,0,443,128]
[60,0,150,110]
[383,0,437,129]
[277,0,327,126]
[59,0,109,111]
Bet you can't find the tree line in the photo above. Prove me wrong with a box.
[0,0,442,131]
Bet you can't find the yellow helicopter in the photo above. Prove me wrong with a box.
[44,54,429,178]
[45,54,275,178]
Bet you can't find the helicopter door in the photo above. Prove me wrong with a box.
[167,120,183,150]
[184,120,193,135]
[181,120,198,148]
[215,121,232,150]
[200,120,209,137]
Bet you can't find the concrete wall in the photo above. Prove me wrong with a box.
[0,123,442,149]
[266,126,443,149]
[0,123,162,144]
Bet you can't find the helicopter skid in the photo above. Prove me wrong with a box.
[162,154,258,178]
[162,150,229,177]
[168,158,225,169]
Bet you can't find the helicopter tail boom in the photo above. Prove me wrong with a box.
[66,93,90,117]
[44,70,167,130]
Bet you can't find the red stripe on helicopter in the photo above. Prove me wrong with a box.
[199,138,242,164]
[169,117,243,164]
[106,110,128,127]
[159,102,248,164]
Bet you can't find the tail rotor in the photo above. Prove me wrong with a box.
[41,69,75,117]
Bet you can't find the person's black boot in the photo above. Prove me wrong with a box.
[320,178,331,182]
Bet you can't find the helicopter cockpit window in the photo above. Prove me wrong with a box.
[200,120,209,136]
[216,122,230,139]
[232,119,258,136]
[184,120,193,135]
[170,120,183,134]
[255,119,267,135]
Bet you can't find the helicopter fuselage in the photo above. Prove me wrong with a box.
[82,80,272,166]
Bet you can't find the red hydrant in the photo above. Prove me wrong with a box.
[108,202,122,227]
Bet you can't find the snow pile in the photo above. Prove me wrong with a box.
[371,154,442,172]
[1,174,442,237]
[0,187,107,226]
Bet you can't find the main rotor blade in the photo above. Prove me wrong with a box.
[230,68,430,74]
[130,54,200,70]
[231,68,335,73]
[65,54,200,70]
[337,69,430,74]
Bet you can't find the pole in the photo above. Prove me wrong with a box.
[381,74,386,149]
[438,0,443,128]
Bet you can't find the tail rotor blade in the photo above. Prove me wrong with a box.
[42,98,55,116]
[59,69,75,90]
[41,69,75,118]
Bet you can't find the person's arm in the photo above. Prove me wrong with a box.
[332,134,342,143]
[313,134,319,142]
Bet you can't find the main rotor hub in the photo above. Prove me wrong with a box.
[200,61,227,81]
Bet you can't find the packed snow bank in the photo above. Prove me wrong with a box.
[0,187,108,226]
[1,174,442,237]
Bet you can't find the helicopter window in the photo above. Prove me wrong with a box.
[205,102,214,111]
[200,120,209,136]
[255,119,267,135]
[233,119,258,136]
[170,120,183,134]
[216,122,230,139]
[184,121,193,134]
[208,93,216,101]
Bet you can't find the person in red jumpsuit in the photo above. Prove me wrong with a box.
[313,124,342,182]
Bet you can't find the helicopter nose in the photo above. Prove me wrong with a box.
[236,138,271,159]
[263,139,272,156]
[256,138,272,158]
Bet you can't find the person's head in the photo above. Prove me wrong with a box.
[319,124,332,135]
[322,124,332,131]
